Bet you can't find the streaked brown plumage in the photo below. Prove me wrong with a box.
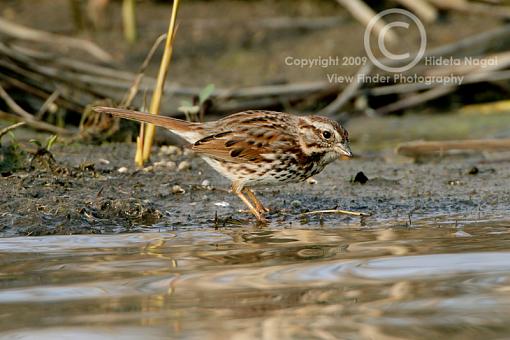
[93,106,352,222]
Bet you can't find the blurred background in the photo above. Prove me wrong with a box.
[1,0,510,155]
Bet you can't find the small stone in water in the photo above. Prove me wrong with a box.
[143,166,154,172]
[117,167,128,173]
[201,179,210,186]
[98,158,110,165]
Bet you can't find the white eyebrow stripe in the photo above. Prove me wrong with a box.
[312,122,333,131]
[334,130,341,141]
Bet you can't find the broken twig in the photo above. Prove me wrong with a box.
[301,209,371,217]
[396,138,510,157]
[0,18,113,63]
[0,122,26,139]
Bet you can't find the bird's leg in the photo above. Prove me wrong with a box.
[236,191,266,222]
[245,188,269,213]
[232,182,266,222]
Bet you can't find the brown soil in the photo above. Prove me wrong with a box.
[1,132,508,237]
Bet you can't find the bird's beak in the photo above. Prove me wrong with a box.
[335,143,353,158]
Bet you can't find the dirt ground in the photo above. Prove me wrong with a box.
[1,128,509,237]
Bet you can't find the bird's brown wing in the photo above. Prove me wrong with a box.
[192,122,298,164]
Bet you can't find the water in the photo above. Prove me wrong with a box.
[1,218,510,339]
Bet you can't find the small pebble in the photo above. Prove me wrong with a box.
[159,145,182,156]
[468,166,479,175]
[143,166,154,172]
[154,160,176,170]
[172,185,185,194]
[158,146,167,155]
[353,171,368,184]
[183,148,194,157]
[153,161,166,168]
[307,178,317,185]
[291,200,302,208]
[178,160,191,171]
[117,167,128,173]
[201,179,210,187]
[214,201,230,207]
[98,158,110,165]
[166,161,177,170]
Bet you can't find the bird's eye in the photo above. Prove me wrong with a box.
[322,131,331,139]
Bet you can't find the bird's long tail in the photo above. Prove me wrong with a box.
[93,106,202,142]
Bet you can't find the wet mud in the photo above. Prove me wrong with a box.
[1,139,508,237]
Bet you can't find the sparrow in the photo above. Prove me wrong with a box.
[94,106,353,222]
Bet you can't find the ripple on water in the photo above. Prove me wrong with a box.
[0,222,510,338]
[167,251,510,291]
[0,231,232,253]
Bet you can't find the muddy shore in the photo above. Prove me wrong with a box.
[1,135,508,237]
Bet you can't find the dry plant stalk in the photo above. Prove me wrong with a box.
[336,0,397,45]
[0,18,112,63]
[121,34,168,107]
[122,0,137,44]
[0,111,72,135]
[135,0,180,166]
[301,209,370,217]
[0,122,26,139]
[396,139,510,157]
[394,0,437,22]
[425,0,510,18]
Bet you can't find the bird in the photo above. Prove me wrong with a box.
[93,106,353,222]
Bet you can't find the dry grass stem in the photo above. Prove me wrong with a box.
[319,63,372,117]
[0,17,112,63]
[137,0,180,165]
[301,209,371,217]
[0,111,73,135]
[0,121,26,139]
[0,84,34,121]
[395,0,437,22]
[122,0,137,44]
[122,34,168,107]
[336,0,397,45]
[397,139,510,157]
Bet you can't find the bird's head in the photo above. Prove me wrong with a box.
[298,116,352,163]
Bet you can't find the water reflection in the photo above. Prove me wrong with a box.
[0,219,509,338]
